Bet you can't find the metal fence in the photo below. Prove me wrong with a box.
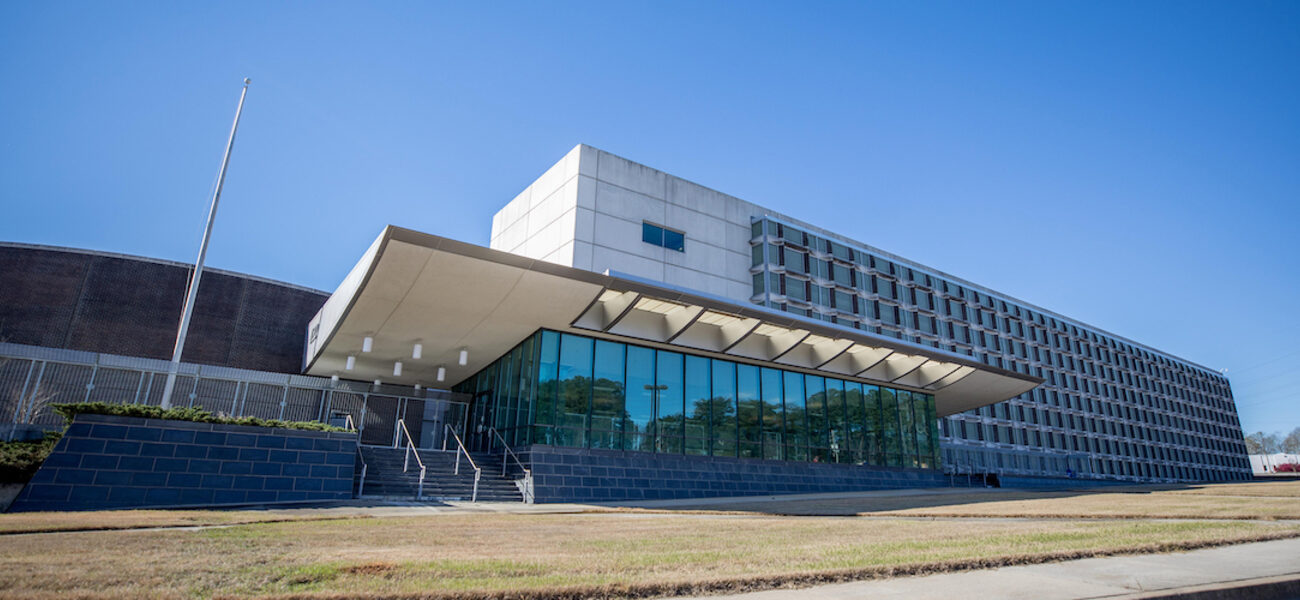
[0,342,469,447]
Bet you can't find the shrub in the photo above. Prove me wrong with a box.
[1276,463,1299,473]
[0,431,62,484]
[49,402,350,433]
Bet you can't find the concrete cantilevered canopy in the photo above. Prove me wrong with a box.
[304,226,1041,417]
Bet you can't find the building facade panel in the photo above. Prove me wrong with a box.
[492,145,1252,484]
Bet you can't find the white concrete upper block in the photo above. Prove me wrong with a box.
[595,148,666,200]
[526,184,577,239]
[565,144,599,181]
[593,180,666,226]
[492,144,771,300]
[592,244,666,282]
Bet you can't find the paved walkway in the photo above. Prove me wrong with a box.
[671,537,1300,600]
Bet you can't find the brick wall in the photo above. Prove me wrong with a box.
[8,414,356,512]
[0,245,327,373]
[521,445,946,503]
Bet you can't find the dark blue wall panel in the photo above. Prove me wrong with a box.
[8,414,356,512]
[521,444,946,503]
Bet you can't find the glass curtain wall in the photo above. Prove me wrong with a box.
[454,329,941,469]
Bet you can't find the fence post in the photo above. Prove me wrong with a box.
[12,360,36,425]
[21,361,48,425]
[132,371,145,405]
[229,381,242,417]
[83,363,99,403]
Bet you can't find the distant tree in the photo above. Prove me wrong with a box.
[1264,432,1284,454]
[1283,427,1300,454]
[1245,431,1284,454]
[1245,432,1267,454]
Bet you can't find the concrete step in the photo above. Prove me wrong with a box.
[355,445,525,502]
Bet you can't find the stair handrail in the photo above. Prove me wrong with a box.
[444,424,480,503]
[355,444,368,497]
[487,427,529,478]
[395,419,426,499]
[487,427,533,504]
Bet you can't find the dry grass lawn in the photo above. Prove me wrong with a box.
[0,512,1297,599]
[0,509,360,535]
[659,480,1300,520]
[2,481,1298,599]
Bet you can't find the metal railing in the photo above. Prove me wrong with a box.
[0,341,470,436]
[355,445,368,497]
[394,419,426,499]
[488,427,533,504]
[443,424,480,503]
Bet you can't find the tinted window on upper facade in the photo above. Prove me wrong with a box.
[642,222,685,252]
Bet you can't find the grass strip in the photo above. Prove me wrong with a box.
[0,511,371,535]
[219,531,1300,600]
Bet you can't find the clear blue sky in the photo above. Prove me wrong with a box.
[1,2,1297,436]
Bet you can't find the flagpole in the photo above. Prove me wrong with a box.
[159,78,252,410]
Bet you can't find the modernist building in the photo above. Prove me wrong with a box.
[0,145,1252,506]
[484,145,1251,484]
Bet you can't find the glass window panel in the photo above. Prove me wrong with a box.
[711,360,738,457]
[662,228,685,252]
[737,364,762,458]
[642,222,661,246]
[844,382,865,464]
[556,334,593,448]
[812,258,829,280]
[787,278,807,301]
[825,378,851,464]
[624,346,655,452]
[925,394,941,468]
[833,263,852,286]
[684,356,711,456]
[514,335,537,446]
[655,350,685,454]
[898,390,918,468]
[806,375,830,462]
[782,225,803,245]
[533,331,560,443]
[863,385,883,464]
[784,247,805,274]
[761,368,785,460]
[590,340,625,450]
[782,372,807,461]
[503,346,523,440]
[880,387,901,466]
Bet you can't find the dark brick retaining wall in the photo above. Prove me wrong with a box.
[520,444,946,503]
[8,414,356,512]
[0,244,327,373]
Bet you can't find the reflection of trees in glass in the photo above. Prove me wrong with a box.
[591,377,626,449]
[468,330,950,471]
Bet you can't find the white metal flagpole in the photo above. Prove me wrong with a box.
[159,78,252,410]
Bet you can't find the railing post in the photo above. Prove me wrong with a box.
[418,466,425,499]
[472,470,479,503]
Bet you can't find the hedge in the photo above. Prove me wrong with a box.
[50,402,352,433]
[0,432,62,484]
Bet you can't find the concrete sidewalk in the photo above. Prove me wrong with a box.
[672,537,1300,600]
